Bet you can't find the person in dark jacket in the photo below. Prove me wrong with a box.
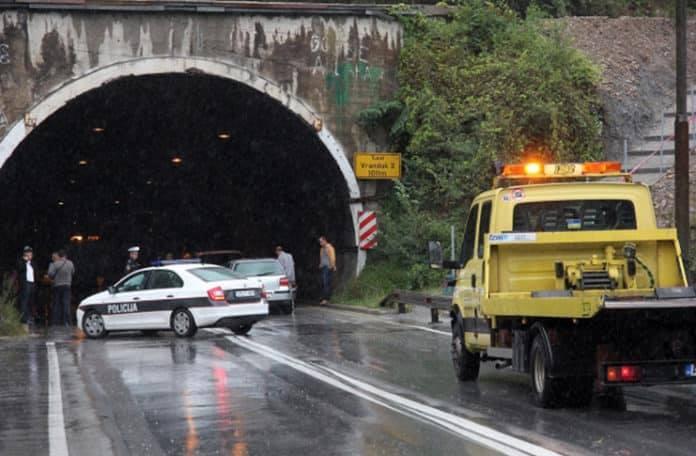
[17,246,37,327]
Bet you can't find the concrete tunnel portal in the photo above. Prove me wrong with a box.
[0,71,362,301]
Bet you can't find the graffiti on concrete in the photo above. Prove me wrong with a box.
[0,110,7,129]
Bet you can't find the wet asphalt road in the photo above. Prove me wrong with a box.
[3,307,696,455]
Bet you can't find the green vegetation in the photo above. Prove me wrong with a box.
[341,1,604,307]
[0,274,26,337]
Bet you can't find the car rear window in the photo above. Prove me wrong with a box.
[513,200,637,232]
[233,261,284,277]
[188,267,241,282]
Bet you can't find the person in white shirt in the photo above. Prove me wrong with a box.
[18,246,36,326]
[275,245,296,286]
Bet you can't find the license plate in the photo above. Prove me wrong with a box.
[235,290,256,298]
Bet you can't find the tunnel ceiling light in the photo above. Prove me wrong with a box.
[171,156,183,165]
[57,200,65,206]
[78,159,88,166]
[217,132,231,140]
[146,179,153,185]
[114,200,120,205]
[70,235,84,243]
[92,127,105,133]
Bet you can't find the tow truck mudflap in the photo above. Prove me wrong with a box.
[603,286,696,310]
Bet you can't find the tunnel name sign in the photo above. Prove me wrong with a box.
[354,153,401,180]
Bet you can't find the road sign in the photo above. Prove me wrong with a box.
[358,211,378,250]
[354,153,401,179]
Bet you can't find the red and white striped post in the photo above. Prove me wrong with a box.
[358,211,378,250]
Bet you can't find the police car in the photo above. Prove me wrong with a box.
[77,263,268,338]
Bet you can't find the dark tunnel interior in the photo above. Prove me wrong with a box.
[0,73,353,301]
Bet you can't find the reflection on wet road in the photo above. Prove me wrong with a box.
[3,307,696,455]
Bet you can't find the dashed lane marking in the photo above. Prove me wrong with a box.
[46,342,69,456]
[226,335,560,456]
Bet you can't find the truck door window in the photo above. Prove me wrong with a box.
[513,200,636,232]
[477,201,492,258]
[460,204,479,265]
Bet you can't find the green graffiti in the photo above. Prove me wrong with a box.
[325,62,384,108]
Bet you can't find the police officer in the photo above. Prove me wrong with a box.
[125,246,142,274]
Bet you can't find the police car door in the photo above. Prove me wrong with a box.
[102,271,152,329]
[142,270,185,329]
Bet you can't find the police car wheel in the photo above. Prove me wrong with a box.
[171,309,197,338]
[232,324,252,335]
[83,311,107,339]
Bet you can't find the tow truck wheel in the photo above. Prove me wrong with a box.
[83,311,107,339]
[451,320,480,381]
[530,335,564,408]
[171,309,197,338]
[566,376,594,407]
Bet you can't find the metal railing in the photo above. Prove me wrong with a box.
[385,289,451,323]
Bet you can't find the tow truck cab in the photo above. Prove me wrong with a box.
[430,161,696,407]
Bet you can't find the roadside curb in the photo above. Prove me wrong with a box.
[316,303,400,316]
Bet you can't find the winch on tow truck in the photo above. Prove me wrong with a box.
[429,161,696,407]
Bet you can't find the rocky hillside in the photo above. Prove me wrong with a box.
[560,16,696,159]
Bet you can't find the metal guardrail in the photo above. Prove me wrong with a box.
[385,289,451,323]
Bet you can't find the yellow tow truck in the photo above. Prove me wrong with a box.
[429,161,696,407]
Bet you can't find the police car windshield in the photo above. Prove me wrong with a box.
[513,199,637,232]
[234,261,285,277]
[188,267,242,282]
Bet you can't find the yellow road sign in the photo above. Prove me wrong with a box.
[354,153,401,179]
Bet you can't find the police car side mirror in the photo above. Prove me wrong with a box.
[108,286,116,295]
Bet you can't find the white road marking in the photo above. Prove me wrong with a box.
[391,322,451,336]
[46,342,69,456]
[227,335,560,456]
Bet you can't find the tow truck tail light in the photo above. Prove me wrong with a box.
[279,277,290,287]
[606,365,641,383]
[207,286,226,302]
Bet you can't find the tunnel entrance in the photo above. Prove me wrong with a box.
[0,73,356,301]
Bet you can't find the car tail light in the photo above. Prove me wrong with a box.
[279,277,290,287]
[207,286,226,302]
[260,287,268,299]
[606,365,641,383]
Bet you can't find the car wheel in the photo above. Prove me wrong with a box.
[530,334,566,408]
[171,309,197,338]
[232,324,253,336]
[83,311,107,339]
[451,319,480,381]
[280,301,294,315]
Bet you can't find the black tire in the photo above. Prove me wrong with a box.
[233,324,253,335]
[565,376,594,407]
[530,334,566,408]
[171,308,197,338]
[141,330,159,337]
[82,311,107,339]
[280,301,294,315]
[451,319,480,381]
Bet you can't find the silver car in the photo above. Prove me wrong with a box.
[227,259,296,314]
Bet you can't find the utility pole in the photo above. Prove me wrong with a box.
[675,0,690,262]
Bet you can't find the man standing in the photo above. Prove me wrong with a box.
[17,246,36,328]
[318,236,336,305]
[275,245,296,286]
[125,246,141,274]
[48,250,75,327]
